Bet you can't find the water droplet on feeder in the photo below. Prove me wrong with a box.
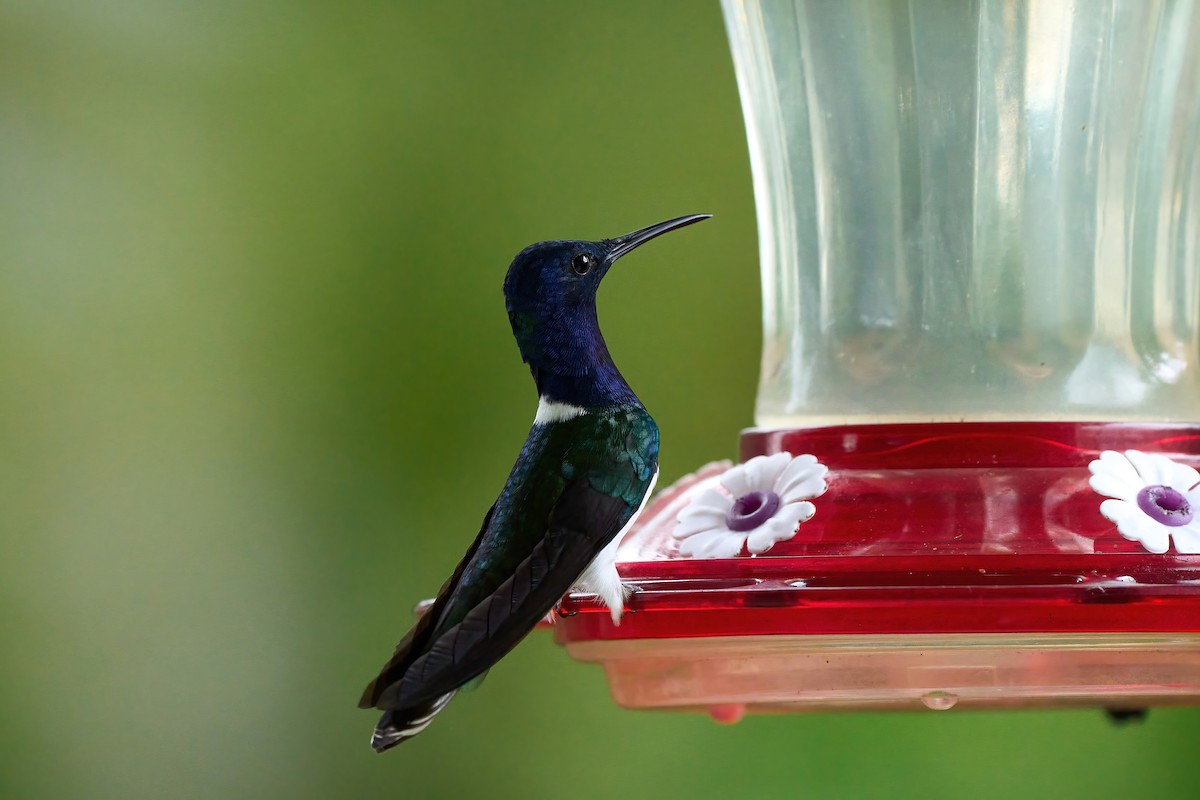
[709,704,746,724]
[921,691,958,710]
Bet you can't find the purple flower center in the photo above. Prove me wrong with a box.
[726,490,781,532]
[1137,484,1194,527]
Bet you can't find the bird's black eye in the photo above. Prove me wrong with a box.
[571,253,594,275]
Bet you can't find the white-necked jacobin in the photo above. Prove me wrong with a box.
[358,214,710,751]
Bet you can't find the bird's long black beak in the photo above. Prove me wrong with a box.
[607,214,711,261]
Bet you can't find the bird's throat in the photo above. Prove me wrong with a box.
[534,357,637,408]
[510,305,639,408]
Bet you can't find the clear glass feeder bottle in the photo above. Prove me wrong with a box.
[739,0,1200,428]
[551,0,1200,717]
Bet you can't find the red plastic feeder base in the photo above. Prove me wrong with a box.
[553,422,1200,715]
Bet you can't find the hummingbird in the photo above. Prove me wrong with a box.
[358,214,711,751]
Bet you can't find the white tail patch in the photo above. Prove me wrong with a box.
[370,691,456,751]
[574,469,659,624]
[534,398,588,425]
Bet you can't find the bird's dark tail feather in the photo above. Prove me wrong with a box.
[370,691,457,753]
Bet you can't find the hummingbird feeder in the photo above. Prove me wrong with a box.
[552,0,1200,718]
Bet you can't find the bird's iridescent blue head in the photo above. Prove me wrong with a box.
[503,215,710,312]
[504,214,710,406]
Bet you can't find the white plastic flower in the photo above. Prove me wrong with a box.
[672,452,828,558]
[1088,449,1200,554]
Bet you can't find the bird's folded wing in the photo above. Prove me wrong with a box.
[358,504,497,710]
[377,475,638,710]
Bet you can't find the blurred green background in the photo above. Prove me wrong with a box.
[2,1,1197,798]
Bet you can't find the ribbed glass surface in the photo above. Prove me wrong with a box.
[723,0,1200,427]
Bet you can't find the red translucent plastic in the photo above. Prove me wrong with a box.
[554,423,1200,644]
[741,422,1198,559]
